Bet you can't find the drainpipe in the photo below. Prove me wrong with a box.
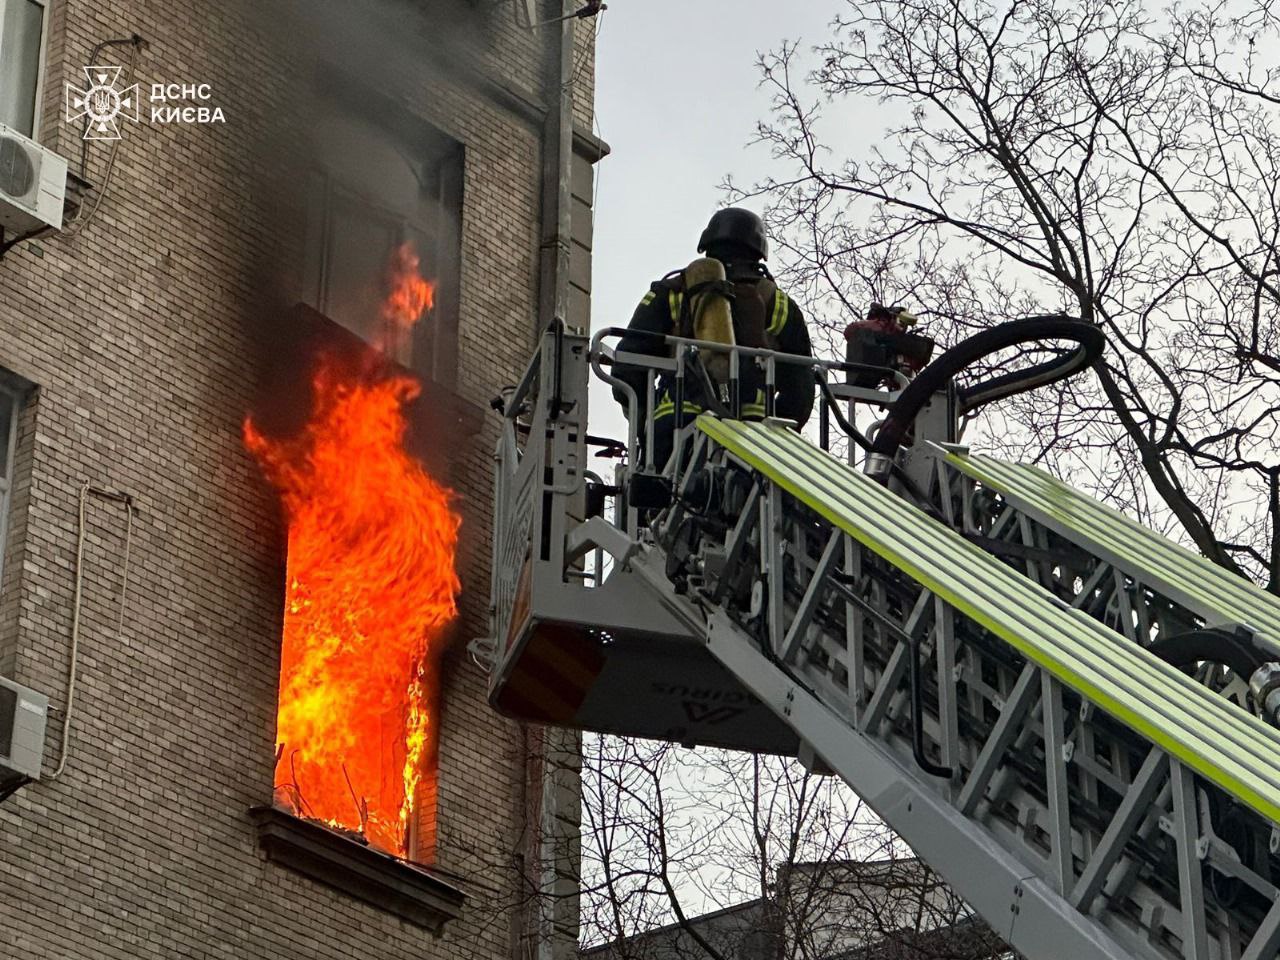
[536,0,575,339]
[534,11,581,960]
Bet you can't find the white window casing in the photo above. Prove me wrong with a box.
[0,0,50,139]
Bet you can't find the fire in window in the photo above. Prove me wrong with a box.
[246,98,464,861]
[298,102,462,385]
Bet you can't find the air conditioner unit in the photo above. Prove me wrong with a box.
[0,676,49,785]
[0,122,69,236]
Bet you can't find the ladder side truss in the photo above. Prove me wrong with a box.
[623,418,1280,960]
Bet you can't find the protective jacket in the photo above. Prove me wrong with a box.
[612,261,814,428]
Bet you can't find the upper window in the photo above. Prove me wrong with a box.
[301,99,463,383]
[0,0,49,138]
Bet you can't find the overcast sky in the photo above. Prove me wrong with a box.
[580,1,866,923]
[586,0,844,442]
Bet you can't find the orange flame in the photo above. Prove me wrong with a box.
[382,243,436,333]
[245,244,459,858]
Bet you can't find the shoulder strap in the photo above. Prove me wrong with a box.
[668,288,686,329]
[652,270,685,328]
[659,268,686,289]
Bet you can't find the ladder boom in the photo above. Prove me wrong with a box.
[483,327,1280,960]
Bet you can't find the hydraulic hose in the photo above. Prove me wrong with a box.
[1147,626,1275,905]
[1146,627,1269,678]
[910,634,954,779]
[867,317,1105,476]
[1147,626,1280,727]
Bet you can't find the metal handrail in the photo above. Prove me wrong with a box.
[590,326,911,390]
[587,327,911,474]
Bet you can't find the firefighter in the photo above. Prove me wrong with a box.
[612,207,814,470]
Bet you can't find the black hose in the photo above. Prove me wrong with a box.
[868,317,1105,472]
[1147,627,1268,677]
[690,351,733,419]
[816,375,873,454]
[1147,626,1270,908]
[814,375,944,519]
[910,634,954,779]
[830,569,952,779]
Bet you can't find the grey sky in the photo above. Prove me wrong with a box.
[578,3,870,925]
[587,1,843,441]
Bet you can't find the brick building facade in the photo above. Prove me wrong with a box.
[0,1,600,957]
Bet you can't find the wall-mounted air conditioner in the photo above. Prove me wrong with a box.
[0,676,48,785]
[0,122,69,236]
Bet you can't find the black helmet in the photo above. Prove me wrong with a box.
[697,207,768,261]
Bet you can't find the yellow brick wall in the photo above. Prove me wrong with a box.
[0,1,597,957]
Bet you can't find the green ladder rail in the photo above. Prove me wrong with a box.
[622,415,1280,960]
[943,451,1280,641]
[701,418,1280,824]
[485,328,1280,960]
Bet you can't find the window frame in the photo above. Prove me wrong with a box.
[299,99,464,387]
[306,170,428,365]
[0,376,23,590]
[0,0,51,139]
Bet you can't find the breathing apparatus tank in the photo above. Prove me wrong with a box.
[684,257,736,384]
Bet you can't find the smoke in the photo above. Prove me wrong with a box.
[235,0,487,441]
[230,5,490,858]
[235,0,485,284]
[243,0,490,136]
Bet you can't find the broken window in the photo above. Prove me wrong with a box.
[0,0,49,137]
[300,101,462,386]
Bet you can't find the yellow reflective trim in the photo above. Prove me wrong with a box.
[640,291,656,306]
[946,452,1280,639]
[668,290,684,322]
[694,416,1280,825]
[767,290,790,335]
[654,401,703,420]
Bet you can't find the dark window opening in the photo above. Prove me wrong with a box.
[299,86,463,388]
[254,79,468,882]
[0,368,33,677]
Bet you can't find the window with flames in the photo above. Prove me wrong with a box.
[246,94,464,864]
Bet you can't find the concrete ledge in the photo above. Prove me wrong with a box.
[250,806,466,934]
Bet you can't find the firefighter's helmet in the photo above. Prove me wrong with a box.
[698,207,769,262]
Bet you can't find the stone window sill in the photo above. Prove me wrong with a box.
[250,805,466,934]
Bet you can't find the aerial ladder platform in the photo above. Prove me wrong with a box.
[479,317,1280,960]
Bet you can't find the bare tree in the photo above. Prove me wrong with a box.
[731,0,1280,589]
[578,736,1009,959]
[574,6,1280,957]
